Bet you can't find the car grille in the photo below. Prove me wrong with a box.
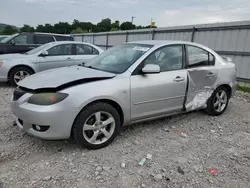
[13,87,26,101]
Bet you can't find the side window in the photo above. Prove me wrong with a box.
[47,44,73,56]
[209,53,215,65]
[12,34,34,44]
[143,45,183,72]
[76,44,99,55]
[187,46,214,68]
[35,35,54,44]
[93,48,99,55]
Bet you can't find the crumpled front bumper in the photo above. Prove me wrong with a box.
[10,93,78,140]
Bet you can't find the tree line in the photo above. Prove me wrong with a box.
[1,18,157,35]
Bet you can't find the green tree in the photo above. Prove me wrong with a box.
[71,19,81,31]
[120,22,135,30]
[71,20,94,33]
[54,22,71,34]
[36,23,55,33]
[1,26,18,35]
[111,28,119,31]
[111,20,120,29]
[36,24,45,32]
[71,27,88,34]
[20,24,35,32]
[79,22,94,32]
[11,18,156,35]
[96,18,112,32]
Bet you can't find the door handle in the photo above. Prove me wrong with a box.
[67,57,72,60]
[174,76,185,82]
[206,72,215,77]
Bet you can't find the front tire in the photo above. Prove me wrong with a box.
[205,86,230,116]
[9,66,34,86]
[73,102,121,149]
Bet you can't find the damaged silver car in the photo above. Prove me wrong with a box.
[10,40,237,149]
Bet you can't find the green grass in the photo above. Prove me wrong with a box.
[237,85,250,93]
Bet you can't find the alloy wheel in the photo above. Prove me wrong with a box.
[14,70,30,84]
[82,111,116,145]
[213,90,228,112]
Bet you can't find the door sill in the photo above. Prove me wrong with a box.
[131,110,186,124]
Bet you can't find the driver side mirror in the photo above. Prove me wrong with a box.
[10,39,15,45]
[142,64,160,74]
[39,51,48,57]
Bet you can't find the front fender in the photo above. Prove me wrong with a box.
[62,78,131,126]
[8,59,39,74]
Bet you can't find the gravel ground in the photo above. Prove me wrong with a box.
[0,86,250,188]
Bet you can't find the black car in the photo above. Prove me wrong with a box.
[0,32,74,54]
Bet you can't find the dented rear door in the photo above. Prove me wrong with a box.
[185,45,218,111]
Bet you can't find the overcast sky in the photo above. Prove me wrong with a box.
[0,0,250,28]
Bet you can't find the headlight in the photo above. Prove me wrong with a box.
[27,92,68,105]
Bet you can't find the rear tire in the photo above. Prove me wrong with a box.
[9,66,34,87]
[205,86,230,116]
[73,102,121,150]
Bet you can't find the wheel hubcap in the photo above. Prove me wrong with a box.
[14,71,30,83]
[213,90,228,112]
[82,111,115,145]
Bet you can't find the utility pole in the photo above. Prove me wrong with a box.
[131,16,135,24]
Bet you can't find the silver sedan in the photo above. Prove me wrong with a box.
[0,41,103,86]
[11,40,237,149]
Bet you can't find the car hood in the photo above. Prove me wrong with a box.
[0,53,30,60]
[18,66,116,91]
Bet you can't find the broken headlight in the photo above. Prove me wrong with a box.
[27,92,68,105]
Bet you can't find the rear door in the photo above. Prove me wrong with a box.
[185,45,218,110]
[130,45,187,120]
[34,34,55,45]
[38,43,75,71]
[73,44,100,65]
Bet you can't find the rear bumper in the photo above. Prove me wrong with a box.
[231,81,237,98]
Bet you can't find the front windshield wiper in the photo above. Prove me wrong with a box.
[78,62,100,71]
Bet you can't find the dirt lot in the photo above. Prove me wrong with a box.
[0,86,250,188]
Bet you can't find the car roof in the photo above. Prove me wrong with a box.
[47,41,97,45]
[128,40,216,53]
[20,32,73,37]
[128,40,204,47]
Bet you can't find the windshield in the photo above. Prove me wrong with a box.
[85,44,153,73]
[0,33,18,43]
[26,43,53,55]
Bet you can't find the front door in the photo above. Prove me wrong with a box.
[130,45,187,121]
[9,33,37,53]
[185,45,218,111]
[39,43,75,71]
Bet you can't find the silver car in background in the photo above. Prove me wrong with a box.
[11,40,237,149]
[0,41,103,86]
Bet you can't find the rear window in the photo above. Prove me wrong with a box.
[35,35,54,44]
[54,35,74,41]
[76,44,99,55]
